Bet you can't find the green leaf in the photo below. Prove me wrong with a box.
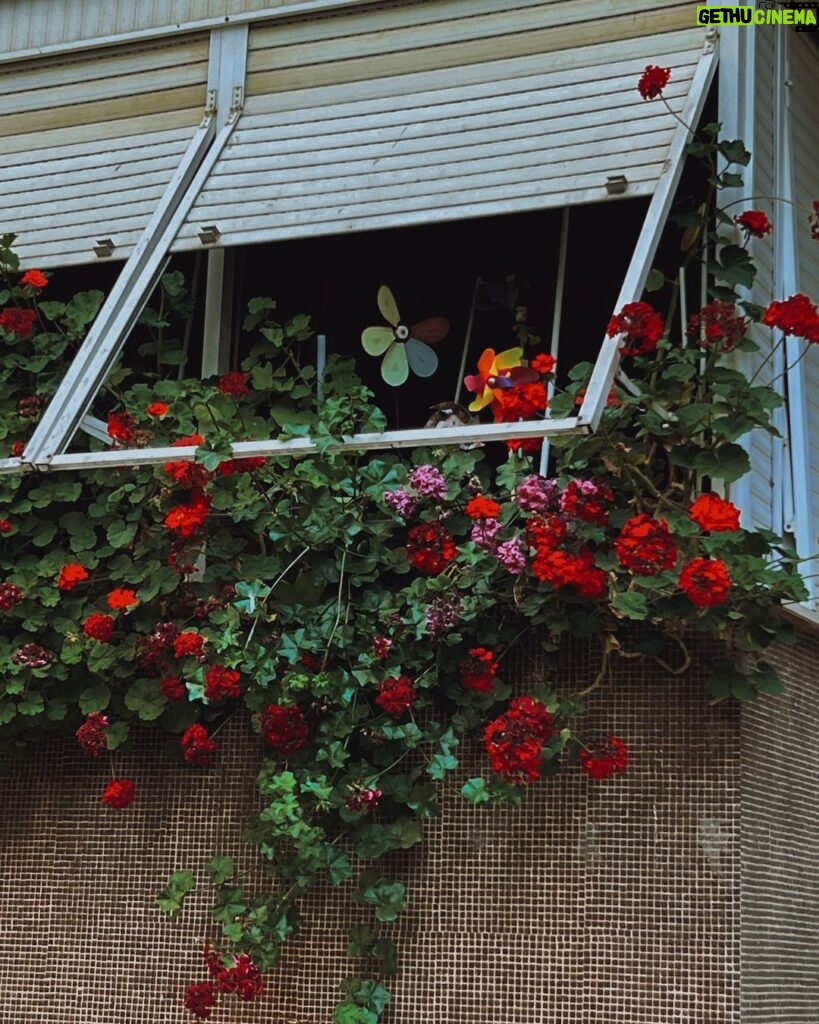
[63,290,104,337]
[207,856,235,886]
[718,138,752,166]
[358,875,406,922]
[692,443,751,482]
[325,846,353,885]
[461,777,490,804]
[106,519,138,549]
[333,1007,378,1024]
[17,694,45,716]
[106,720,130,750]
[611,591,649,621]
[155,870,195,915]
[754,661,785,695]
[645,268,665,293]
[79,683,111,714]
[347,924,376,957]
[124,678,166,721]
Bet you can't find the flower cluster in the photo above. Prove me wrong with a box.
[83,612,115,642]
[686,301,749,352]
[204,665,241,702]
[374,674,417,718]
[689,493,740,533]
[406,521,457,574]
[484,697,554,784]
[76,713,109,757]
[181,724,218,766]
[459,647,498,693]
[607,301,664,357]
[57,563,89,590]
[260,704,309,756]
[735,210,772,239]
[615,515,677,576]
[0,306,37,339]
[763,293,819,343]
[101,779,135,810]
[580,737,629,780]
[637,64,670,100]
[679,558,732,608]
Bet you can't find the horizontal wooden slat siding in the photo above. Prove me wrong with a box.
[245,1,693,96]
[789,33,819,604]
[176,19,706,250]
[0,34,209,268]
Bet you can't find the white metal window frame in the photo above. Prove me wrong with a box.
[0,25,719,476]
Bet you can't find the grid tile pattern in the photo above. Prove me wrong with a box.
[0,638,740,1022]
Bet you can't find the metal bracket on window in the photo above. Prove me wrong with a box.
[228,85,245,124]
[605,175,628,196]
[201,88,218,127]
[704,27,718,54]
[198,225,221,246]
[93,238,116,258]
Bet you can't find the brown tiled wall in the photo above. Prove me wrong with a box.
[741,637,819,1023]
[0,643,740,1023]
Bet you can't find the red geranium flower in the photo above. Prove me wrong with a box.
[146,401,169,416]
[218,371,251,397]
[532,546,607,598]
[762,293,819,343]
[465,495,501,520]
[406,521,457,574]
[689,493,741,532]
[216,953,263,1001]
[484,696,554,784]
[10,441,25,457]
[560,477,615,525]
[735,210,772,238]
[101,778,135,809]
[161,675,187,701]
[106,411,138,445]
[607,300,664,356]
[181,723,218,766]
[637,64,671,100]
[679,557,731,607]
[531,353,556,375]
[165,491,212,538]
[260,704,310,756]
[107,587,139,611]
[76,712,109,757]
[0,307,37,339]
[0,582,24,610]
[686,301,749,352]
[57,563,89,590]
[20,269,47,289]
[184,981,217,1019]
[204,664,241,702]
[459,647,498,693]
[216,456,267,477]
[374,674,417,718]
[83,612,115,642]
[0,520,12,534]
[173,631,205,659]
[809,200,819,242]
[580,736,629,780]
[614,514,677,576]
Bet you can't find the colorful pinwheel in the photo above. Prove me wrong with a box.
[463,347,539,412]
[361,285,449,387]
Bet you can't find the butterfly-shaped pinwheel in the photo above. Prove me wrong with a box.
[361,285,449,386]
[463,347,539,412]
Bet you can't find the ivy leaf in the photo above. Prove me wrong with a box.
[106,720,130,750]
[124,678,166,721]
[17,694,45,716]
[461,777,491,804]
[155,870,195,916]
[357,874,406,922]
[325,846,353,886]
[333,1007,378,1024]
[207,856,235,886]
[347,924,376,957]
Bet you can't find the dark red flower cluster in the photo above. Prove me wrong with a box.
[260,704,310,756]
[216,456,266,477]
[459,647,498,693]
[526,514,567,555]
[0,519,11,534]
[373,634,393,659]
[679,557,731,608]
[406,521,457,574]
[493,380,549,453]
[106,411,138,445]
[532,546,607,597]
[184,981,217,1019]
[686,301,749,352]
[0,306,37,339]
[735,210,772,238]
[76,712,109,757]
[580,736,629,780]
[101,778,135,809]
[83,612,115,642]
[484,696,554,784]
[161,675,187,701]
[215,953,263,1001]
[57,562,89,590]
[181,724,217,766]
[560,478,615,525]
[137,621,180,674]
[174,631,205,659]
[345,785,382,812]
[637,64,671,100]
[0,582,24,610]
[164,434,212,488]
[17,394,43,419]
[614,514,677,576]
[689,493,740,532]
[607,300,664,357]
[165,490,212,537]
[375,674,417,718]
[218,371,251,397]
[204,665,241,702]
[11,642,54,668]
[763,293,819,343]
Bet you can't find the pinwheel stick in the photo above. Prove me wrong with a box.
[454,276,482,403]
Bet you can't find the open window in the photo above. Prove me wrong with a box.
[0,3,718,475]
